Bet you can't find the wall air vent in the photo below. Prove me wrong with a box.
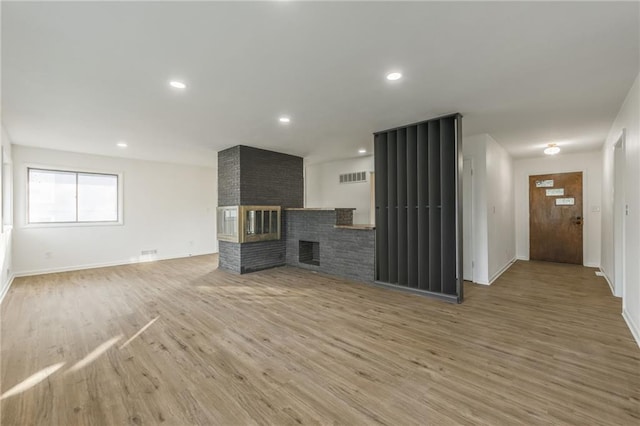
[339,171,367,184]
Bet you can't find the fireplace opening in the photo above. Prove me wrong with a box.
[299,240,320,266]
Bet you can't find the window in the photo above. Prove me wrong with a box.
[28,168,120,224]
[216,205,281,243]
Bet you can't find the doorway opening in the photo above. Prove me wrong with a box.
[613,131,626,297]
[463,158,474,281]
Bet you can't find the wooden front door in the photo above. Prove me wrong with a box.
[529,172,583,264]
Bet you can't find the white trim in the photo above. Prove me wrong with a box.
[612,130,626,299]
[583,262,600,268]
[24,221,124,229]
[489,257,517,284]
[0,273,16,305]
[622,309,640,348]
[599,267,617,296]
[516,255,529,261]
[471,257,517,286]
[613,128,627,150]
[13,251,216,278]
[463,157,474,282]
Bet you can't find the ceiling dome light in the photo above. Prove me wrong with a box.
[279,116,291,123]
[386,72,402,81]
[544,144,560,155]
[169,80,187,89]
[117,141,128,148]
[358,149,367,154]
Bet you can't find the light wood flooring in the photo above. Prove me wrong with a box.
[1,256,639,425]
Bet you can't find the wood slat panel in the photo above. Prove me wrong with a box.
[427,120,442,293]
[387,131,398,284]
[375,115,461,299]
[440,117,457,295]
[396,128,408,287]
[417,123,429,290]
[406,125,418,288]
[374,133,388,282]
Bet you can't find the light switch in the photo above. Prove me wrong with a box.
[592,206,600,212]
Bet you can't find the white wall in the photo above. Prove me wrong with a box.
[602,72,640,347]
[462,133,515,285]
[514,151,602,268]
[12,146,217,275]
[305,156,374,224]
[0,126,14,303]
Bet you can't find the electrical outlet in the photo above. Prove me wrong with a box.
[141,249,157,255]
[44,252,52,259]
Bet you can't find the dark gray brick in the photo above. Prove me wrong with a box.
[285,210,375,283]
[217,146,241,206]
[218,145,303,273]
[239,146,303,208]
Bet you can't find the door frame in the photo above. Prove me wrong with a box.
[369,171,375,225]
[463,157,474,282]
[525,168,588,265]
[613,129,626,298]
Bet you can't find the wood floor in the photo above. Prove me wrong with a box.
[1,256,639,425]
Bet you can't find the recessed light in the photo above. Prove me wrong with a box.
[386,72,402,81]
[358,149,367,154]
[117,141,128,148]
[279,116,291,123]
[544,144,560,155]
[169,80,187,89]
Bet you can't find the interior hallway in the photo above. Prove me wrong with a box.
[1,256,638,425]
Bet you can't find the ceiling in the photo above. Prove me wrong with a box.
[2,1,638,166]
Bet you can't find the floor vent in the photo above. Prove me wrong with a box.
[339,171,367,184]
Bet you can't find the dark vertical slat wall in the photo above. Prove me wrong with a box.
[387,132,398,284]
[427,120,442,293]
[416,124,429,290]
[396,129,408,287]
[374,114,463,303]
[440,117,457,295]
[406,126,418,288]
[375,133,389,283]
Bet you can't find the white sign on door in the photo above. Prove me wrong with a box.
[536,179,554,188]
[546,188,564,196]
[555,198,575,206]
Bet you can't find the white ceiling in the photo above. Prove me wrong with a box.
[2,1,638,166]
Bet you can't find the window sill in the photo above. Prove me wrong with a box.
[23,221,124,229]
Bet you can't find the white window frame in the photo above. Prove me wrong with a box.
[25,164,124,228]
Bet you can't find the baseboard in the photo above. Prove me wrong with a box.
[13,251,217,278]
[0,273,15,305]
[599,267,618,297]
[584,262,600,268]
[516,255,529,261]
[489,257,516,285]
[622,309,640,349]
